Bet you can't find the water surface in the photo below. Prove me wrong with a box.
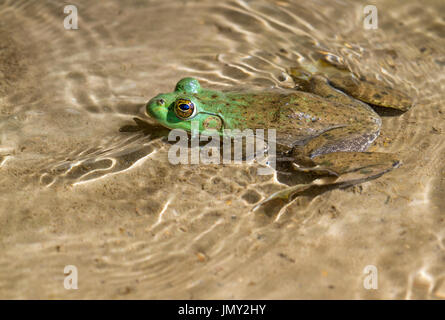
[0,0,444,299]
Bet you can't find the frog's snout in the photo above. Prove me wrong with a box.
[146,98,167,120]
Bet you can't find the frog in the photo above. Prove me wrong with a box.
[145,59,412,208]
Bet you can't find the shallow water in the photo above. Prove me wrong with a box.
[0,0,444,299]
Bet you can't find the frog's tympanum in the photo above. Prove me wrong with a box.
[146,59,413,208]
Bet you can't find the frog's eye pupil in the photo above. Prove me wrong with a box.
[174,99,196,120]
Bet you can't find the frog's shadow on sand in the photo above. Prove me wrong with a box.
[40,116,393,218]
[119,117,170,137]
[123,118,394,218]
[123,119,379,218]
[370,105,406,117]
[39,117,170,187]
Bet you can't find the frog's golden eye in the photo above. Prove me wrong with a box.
[174,99,196,120]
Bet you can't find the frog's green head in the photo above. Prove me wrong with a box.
[146,77,225,134]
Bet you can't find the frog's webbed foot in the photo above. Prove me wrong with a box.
[253,151,400,212]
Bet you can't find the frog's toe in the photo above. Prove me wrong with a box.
[252,184,312,211]
[292,162,340,176]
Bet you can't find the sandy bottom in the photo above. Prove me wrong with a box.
[0,0,444,299]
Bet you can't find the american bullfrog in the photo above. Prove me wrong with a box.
[145,60,412,207]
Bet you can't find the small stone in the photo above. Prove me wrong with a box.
[196,252,207,262]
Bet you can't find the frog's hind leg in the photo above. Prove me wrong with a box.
[300,121,380,159]
[296,74,380,114]
[290,60,413,112]
[327,72,413,112]
[290,74,382,158]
